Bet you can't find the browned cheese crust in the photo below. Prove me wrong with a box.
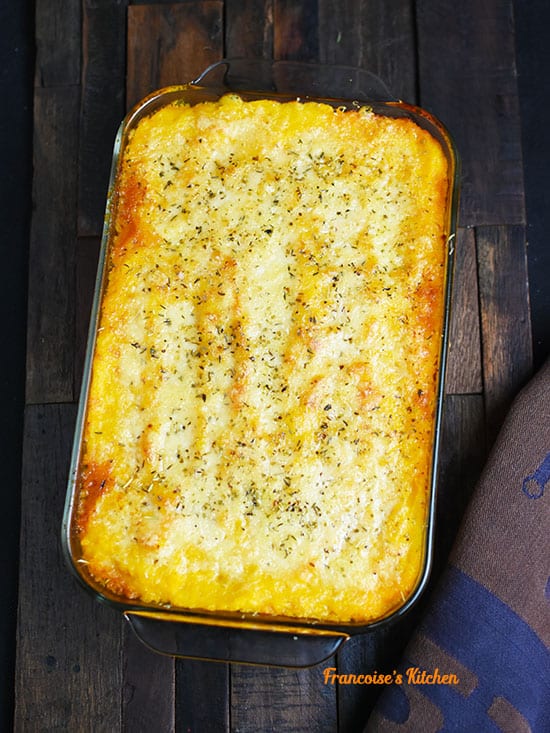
[75,95,450,624]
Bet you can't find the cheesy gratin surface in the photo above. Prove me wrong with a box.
[75,94,449,624]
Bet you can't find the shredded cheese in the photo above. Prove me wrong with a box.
[75,95,449,623]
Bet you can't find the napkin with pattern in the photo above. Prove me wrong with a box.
[367,359,550,732]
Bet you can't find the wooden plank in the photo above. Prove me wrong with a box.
[126,2,224,110]
[0,2,33,726]
[336,622,421,733]
[318,0,417,103]
[476,224,533,442]
[78,1,128,237]
[130,0,200,3]
[434,394,486,568]
[416,0,525,227]
[231,663,337,732]
[35,0,81,87]
[274,0,319,61]
[26,86,78,404]
[445,227,483,395]
[175,658,229,731]
[122,625,175,732]
[514,0,550,370]
[225,0,274,60]
[14,404,123,731]
[75,237,101,396]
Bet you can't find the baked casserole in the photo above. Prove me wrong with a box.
[73,93,450,625]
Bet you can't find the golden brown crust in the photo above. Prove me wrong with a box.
[75,95,450,624]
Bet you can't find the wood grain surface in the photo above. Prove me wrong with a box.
[16,1,534,730]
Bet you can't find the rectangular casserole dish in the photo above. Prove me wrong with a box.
[62,59,459,667]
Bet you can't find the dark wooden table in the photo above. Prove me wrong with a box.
[12,1,544,730]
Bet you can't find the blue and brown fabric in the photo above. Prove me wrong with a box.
[367,359,550,732]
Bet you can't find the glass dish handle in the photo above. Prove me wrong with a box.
[192,58,397,103]
[125,610,349,668]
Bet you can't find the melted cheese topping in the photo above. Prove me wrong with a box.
[75,95,449,624]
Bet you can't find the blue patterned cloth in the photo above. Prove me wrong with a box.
[367,360,550,732]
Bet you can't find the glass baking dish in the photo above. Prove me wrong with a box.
[62,59,459,667]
